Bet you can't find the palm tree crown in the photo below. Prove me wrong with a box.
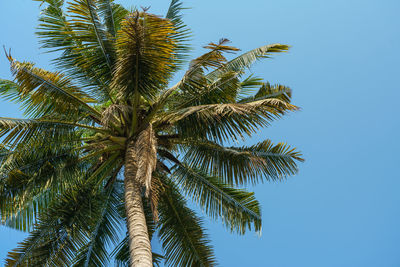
[0,0,303,266]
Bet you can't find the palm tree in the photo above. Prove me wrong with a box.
[0,0,303,266]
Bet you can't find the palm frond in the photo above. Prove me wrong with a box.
[6,57,100,119]
[158,178,216,267]
[149,38,238,120]
[238,82,292,104]
[0,79,23,104]
[111,11,177,100]
[0,150,83,232]
[68,0,115,69]
[72,182,123,267]
[35,0,73,52]
[5,179,103,267]
[180,139,304,185]
[85,153,122,188]
[206,43,289,82]
[97,0,115,36]
[187,39,239,76]
[97,0,129,37]
[159,98,298,142]
[173,164,262,234]
[35,0,115,102]
[0,134,89,232]
[0,117,105,148]
[165,38,239,97]
[166,0,191,69]
[236,75,264,99]
[111,235,129,267]
[171,70,241,109]
[166,0,185,23]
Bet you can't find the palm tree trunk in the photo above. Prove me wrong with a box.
[124,141,153,267]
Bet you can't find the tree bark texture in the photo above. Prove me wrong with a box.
[124,141,153,267]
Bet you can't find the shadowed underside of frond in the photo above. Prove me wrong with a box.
[173,164,262,234]
[158,179,217,267]
[5,179,106,266]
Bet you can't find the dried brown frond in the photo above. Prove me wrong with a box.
[134,124,157,197]
[148,175,165,222]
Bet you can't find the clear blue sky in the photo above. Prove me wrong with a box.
[1,0,400,266]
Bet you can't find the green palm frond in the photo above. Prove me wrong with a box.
[166,0,186,25]
[0,117,105,148]
[152,38,239,115]
[0,79,29,105]
[169,38,239,94]
[5,179,103,267]
[0,132,108,233]
[206,43,290,82]
[111,11,178,101]
[158,179,216,267]
[180,139,304,185]
[35,0,115,102]
[99,1,129,35]
[6,57,100,119]
[173,164,261,234]
[111,235,129,267]
[152,253,164,267]
[239,139,304,177]
[97,0,116,36]
[236,75,264,99]
[169,71,241,110]
[84,153,122,188]
[72,182,123,267]
[4,159,124,266]
[68,0,115,70]
[35,0,73,52]
[238,82,292,104]
[0,142,86,231]
[166,0,191,68]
